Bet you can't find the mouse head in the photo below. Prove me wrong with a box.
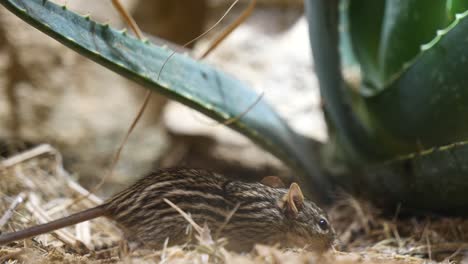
[277,183,336,251]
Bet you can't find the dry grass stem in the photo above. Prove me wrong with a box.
[0,144,56,169]
[163,198,203,235]
[0,192,25,229]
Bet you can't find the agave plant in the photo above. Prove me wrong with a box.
[307,0,468,212]
[2,0,468,213]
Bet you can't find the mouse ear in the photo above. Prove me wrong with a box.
[261,176,286,188]
[278,182,304,218]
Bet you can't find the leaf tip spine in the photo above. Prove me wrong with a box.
[420,42,432,51]
[184,94,194,101]
[455,10,468,20]
[65,36,76,43]
[205,104,214,111]
[439,145,452,151]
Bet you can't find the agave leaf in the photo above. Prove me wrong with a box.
[337,0,359,69]
[343,6,468,211]
[308,0,468,211]
[378,0,450,85]
[0,0,331,199]
[341,141,468,212]
[305,0,387,167]
[447,0,468,20]
[346,0,385,91]
[337,1,468,158]
[365,10,468,156]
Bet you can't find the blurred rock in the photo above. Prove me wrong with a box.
[0,7,168,191]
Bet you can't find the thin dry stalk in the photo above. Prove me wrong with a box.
[0,249,25,263]
[157,0,240,80]
[215,203,240,240]
[0,192,25,229]
[159,238,170,264]
[349,198,371,234]
[25,193,77,247]
[69,0,152,208]
[163,198,202,234]
[0,144,56,169]
[426,234,432,261]
[199,0,257,59]
[111,0,144,39]
[223,91,265,126]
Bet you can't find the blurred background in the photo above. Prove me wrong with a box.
[0,0,325,196]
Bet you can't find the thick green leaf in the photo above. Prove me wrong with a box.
[342,6,468,211]
[364,10,468,156]
[337,0,359,69]
[337,141,468,213]
[347,0,385,92]
[337,2,468,158]
[305,0,387,167]
[447,0,468,20]
[0,0,331,200]
[309,0,468,212]
[378,0,450,84]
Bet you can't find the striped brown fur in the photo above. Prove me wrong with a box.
[0,168,335,252]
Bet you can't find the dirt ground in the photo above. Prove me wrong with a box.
[1,145,467,263]
[0,1,468,263]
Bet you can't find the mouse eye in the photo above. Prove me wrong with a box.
[318,218,329,231]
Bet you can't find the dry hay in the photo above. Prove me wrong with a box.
[0,145,466,263]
